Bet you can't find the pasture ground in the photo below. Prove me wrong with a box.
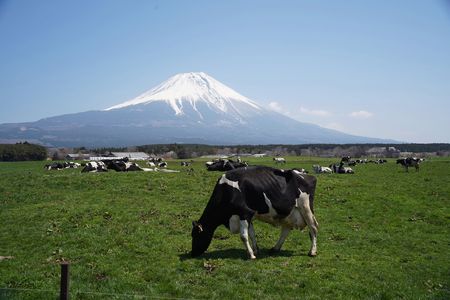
[0,157,449,299]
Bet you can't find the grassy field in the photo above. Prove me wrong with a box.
[0,157,449,299]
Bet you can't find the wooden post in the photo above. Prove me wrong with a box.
[60,262,70,300]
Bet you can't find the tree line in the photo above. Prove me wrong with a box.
[0,142,47,161]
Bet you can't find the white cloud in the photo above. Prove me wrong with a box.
[349,110,373,119]
[268,101,284,113]
[299,106,331,117]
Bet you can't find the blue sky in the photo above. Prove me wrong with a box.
[1,0,449,143]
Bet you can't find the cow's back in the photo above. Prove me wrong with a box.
[224,166,315,217]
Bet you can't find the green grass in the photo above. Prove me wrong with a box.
[0,157,449,299]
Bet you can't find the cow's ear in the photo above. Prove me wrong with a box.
[192,221,203,232]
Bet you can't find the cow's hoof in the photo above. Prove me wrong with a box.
[308,251,317,257]
[269,247,280,254]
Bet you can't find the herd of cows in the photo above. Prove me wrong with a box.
[44,154,424,259]
[44,155,424,174]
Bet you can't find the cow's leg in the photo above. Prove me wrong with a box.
[271,226,291,252]
[239,219,256,259]
[248,222,259,255]
[298,194,319,257]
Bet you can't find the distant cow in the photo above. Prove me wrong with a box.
[293,168,308,174]
[341,156,351,163]
[149,157,164,163]
[158,162,168,168]
[330,162,354,174]
[191,166,318,259]
[397,157,421,172]
[371,159,387,164]
[81,161,108,173]
[65,162,81,168]
[181,161,191,167]
[44,162,65,170]
[273,157,286,164]
[102,159,143,172]
[312,165,332,174]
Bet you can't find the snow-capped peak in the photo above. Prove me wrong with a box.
[105,72,262,116]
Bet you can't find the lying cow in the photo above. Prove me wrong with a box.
[102,159,141,172]
[81,161,108,173]
[329,162,354,174]
[44,162,65,170]
[191,166,318,259]
[397,157,421,172]
[312,165,332,174]
[341,156,351,163]
[273,157,286,164]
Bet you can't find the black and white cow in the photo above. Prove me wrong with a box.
[44,162,65,170]
[181,161,191,167]
[312,165,332,174]
[273,157,286,164]
[191,166,318,259]
[329,162,354,174]
[341,156,351,163]
[396,157,421,172]
[149,157,164,163]
[81,161,108,173]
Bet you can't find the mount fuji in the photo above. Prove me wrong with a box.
[0,72,392,147]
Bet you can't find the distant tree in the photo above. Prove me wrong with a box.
[0,143,47,161]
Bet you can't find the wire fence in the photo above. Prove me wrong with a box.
[0,263,195,300]
[0,288,193,300]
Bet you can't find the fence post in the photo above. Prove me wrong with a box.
[60,262,70,300]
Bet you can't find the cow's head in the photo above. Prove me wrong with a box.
[191,221,213,257]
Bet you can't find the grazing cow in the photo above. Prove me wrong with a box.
[273,157,286,164]
[397,157,421,172]
[181,161,191,167]
[81,161,108,173]
[206,159,248,171]
[191,166,318,259]
[158,162,168,168]
[312,165,332,174]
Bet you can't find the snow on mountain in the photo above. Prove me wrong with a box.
[105,72,262,120]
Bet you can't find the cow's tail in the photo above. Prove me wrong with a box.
[309,176,317,215]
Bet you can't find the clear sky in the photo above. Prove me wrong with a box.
[1,0,449,143]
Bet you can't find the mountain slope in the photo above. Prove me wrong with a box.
[0,72,394,147]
